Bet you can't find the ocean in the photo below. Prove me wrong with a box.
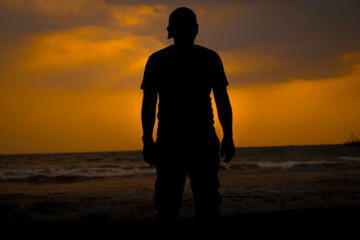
[1,144,360,225]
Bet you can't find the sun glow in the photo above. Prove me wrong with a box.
[0,1,359,153]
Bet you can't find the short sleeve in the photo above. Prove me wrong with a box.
[212,53,229,88]
[140,55,157,90]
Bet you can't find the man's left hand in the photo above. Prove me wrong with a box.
[220,137,235,163]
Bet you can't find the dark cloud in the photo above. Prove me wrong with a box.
[225,55,353,86]
[105,0,231,6]
[1,0,360,87]
[0,1,168,45]
[105,0,360,84]
[197,0,360,55]
[191,0,360,85]
[0,3,112,34]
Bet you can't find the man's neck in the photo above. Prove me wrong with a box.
[173,38,195,48]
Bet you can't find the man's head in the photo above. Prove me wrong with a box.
[167,7,198,45]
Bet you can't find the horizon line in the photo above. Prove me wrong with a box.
[0,143,347,156]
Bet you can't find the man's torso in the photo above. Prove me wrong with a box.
[142,45,227,140]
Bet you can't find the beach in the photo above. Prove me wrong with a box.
[1,144,360,233]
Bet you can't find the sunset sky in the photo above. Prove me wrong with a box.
[1,0,360,154]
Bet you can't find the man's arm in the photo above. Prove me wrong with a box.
[213,86,235,163]
[141,89,158,166]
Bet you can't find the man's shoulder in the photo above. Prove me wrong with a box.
[194,45,217,54]
[194,45,221,59]
[148,46,174,61]
[148,45,220,60]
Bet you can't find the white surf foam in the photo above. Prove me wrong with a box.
[339,156,360,162]
[0,166,156,181]
[256,160,345,169]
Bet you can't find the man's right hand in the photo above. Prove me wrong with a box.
[143,138,157,167]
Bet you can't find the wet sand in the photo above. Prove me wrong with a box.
[2,207,358,239]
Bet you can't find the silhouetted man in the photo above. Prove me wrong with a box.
[141,7,235,220]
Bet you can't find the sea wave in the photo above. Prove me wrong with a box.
[256,160,341,169]
[0,166,156,183]
[223,158,360,171]
[2,156,359,183]
[338,156,360,161]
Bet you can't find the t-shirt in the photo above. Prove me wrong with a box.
[141,44,228,139]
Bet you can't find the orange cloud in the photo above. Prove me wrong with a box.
[220,50,283,74]
[3,26,165,90]
[112,5,167,26]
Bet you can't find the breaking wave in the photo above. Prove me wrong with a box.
[0,166,156,183]
[222,156,360,171]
